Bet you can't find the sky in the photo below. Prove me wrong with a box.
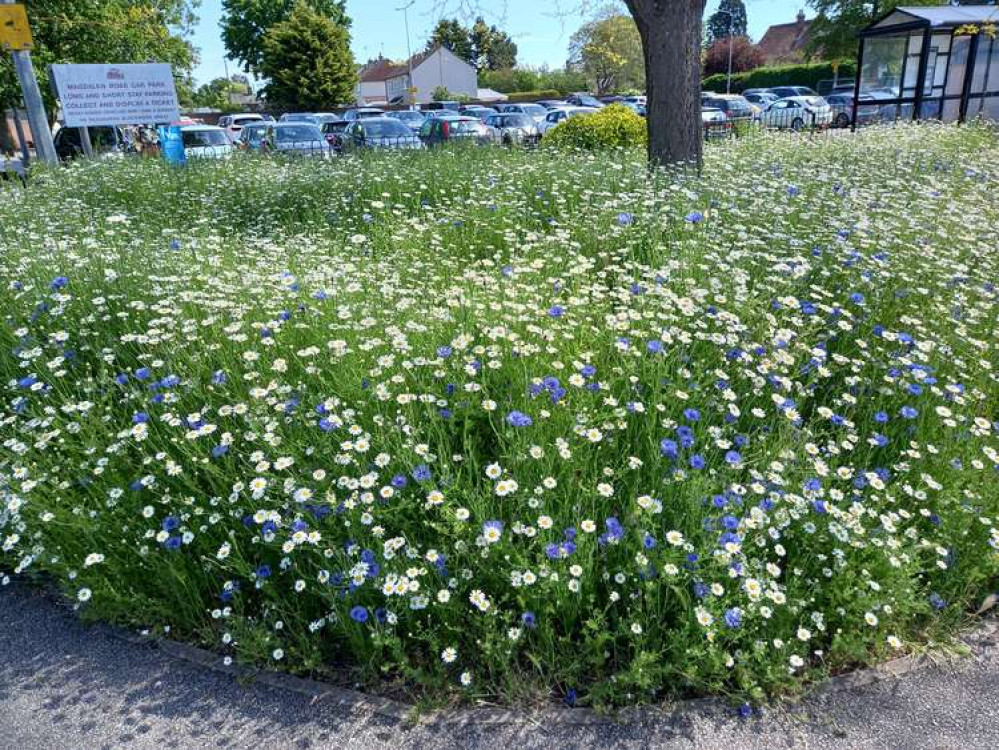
[189,0,802,88]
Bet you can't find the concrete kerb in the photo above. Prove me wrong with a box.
[101,612,998,728]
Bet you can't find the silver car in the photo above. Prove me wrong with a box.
[245,123,329,157]
[483,113,540,145]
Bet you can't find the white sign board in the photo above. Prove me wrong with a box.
[51,63,180,127]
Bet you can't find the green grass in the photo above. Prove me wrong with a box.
[1,124,998,709]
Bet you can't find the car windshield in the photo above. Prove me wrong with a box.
[283,114,312,122]
[320,122,348,133]
[451,120,481,134]
[358,110,383,118]
[232,117,261,127]
[360,120,412,138]
[183,129,229,147]
[519,104,546,117]
[495,114,531,127]
[392,111,423,121]
[276,125,322,142]
[242,125,268,142]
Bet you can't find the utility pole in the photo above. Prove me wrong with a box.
[1,0,57,164]
[714,7,735,95]
[397,1,416,108]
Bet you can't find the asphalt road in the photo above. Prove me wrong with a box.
[1,583,997,750]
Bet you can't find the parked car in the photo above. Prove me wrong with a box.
[386,110,427,132]
[459,106,498,121]
[768,85,819,99]
[743,91,779,113]
[621,101,647,117]
[566,93,605,108]
[537,107,598,136]
[53,125,127,160]
[218,113,265,140]
[496,102,548,124]
[340,117,424,151]
[279,112,317,123]
[623,95,647,105]
[341,107,385,122]
[483,113,540,145]
[700,94,754,127]
[536,99,569,110]
[418,115,494,146]
[701,107,731,139]
[179,125,233,159]
[826,93,881,128]
[319,120,351,151]
[760,96,833,130]
[248,123,329,156]
[424,101,461,112]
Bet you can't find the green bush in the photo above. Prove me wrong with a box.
[542,103,647,151]
[703,61,857,94]
[505,89,562,102]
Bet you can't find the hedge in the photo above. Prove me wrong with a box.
[505,90,563,102]
[542,103,647,151]
[702,62,858,94]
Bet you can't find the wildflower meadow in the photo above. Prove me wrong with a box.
[2,124,998,709]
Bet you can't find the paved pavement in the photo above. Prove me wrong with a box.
[1,583,997,750]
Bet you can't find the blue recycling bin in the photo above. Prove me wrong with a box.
[158,125,186,166]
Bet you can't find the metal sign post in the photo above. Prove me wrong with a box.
[1,1,57,165]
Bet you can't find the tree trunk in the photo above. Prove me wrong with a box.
[625,0,705,168]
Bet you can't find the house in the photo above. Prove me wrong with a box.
[356,47,477,105]
[758,10,813,64]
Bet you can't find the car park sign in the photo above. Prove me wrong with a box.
[51,63,180,127]
[0,4,33,51]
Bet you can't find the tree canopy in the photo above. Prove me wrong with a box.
[568,10,645,95]
[221,0,349,75]
[427,17,518,70]
[705,0,747,44]
[259,0,356,111]
[702,36,764,77]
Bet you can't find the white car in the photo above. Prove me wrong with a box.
[759,96,833,130]
[538,107,599,136]
[701,107,730,139]
[497,103,549,124]
[217,113,265,141]
[180,125,233,159]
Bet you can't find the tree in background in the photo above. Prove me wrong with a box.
[569,10,645,94]
[427,19,475,63]
[0,0,196,149]
[705,0,747,44]
[221,0,349,75]
[429,17,518,70]
[807,0,942,60]
[259,0,356,110]
[702,36,764,77]
[192,76,251,112]
[479,65,589,95]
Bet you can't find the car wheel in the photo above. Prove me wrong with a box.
[791,117,805,132]
[835,113,850,129]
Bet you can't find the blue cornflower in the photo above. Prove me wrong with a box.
[547,305,565,318]
[683,408,701,422]
[169,238,182,251]
[643,533,657,550]
[17,375,37,389]
[212,370,227,385]
[724,450,742,465]
[900,406,918,419]
[256,564,271,579]
[114,373,129,385]
[391,474,407,489]
[929,592,946,610]
[521,611,536,628]
[412,464,432,482]
[850,292,865,304]
[646,339,663,354]
[134,367,151,380]
[659,438,679,459]
[787,185,800,197]
[685,211,704,223]
[50,276,69,290]
[350,605,369,623]
[724,608,742,628]
[437,345,453,359]
[162,516,180,532]
[506,410,533,428]
[132,412,149,423]
[212,444,229,458]
[689,454,705,470]
[164,536,182,551]
[617,212,634,226]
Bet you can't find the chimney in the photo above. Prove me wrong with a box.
[797,9,805,25]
